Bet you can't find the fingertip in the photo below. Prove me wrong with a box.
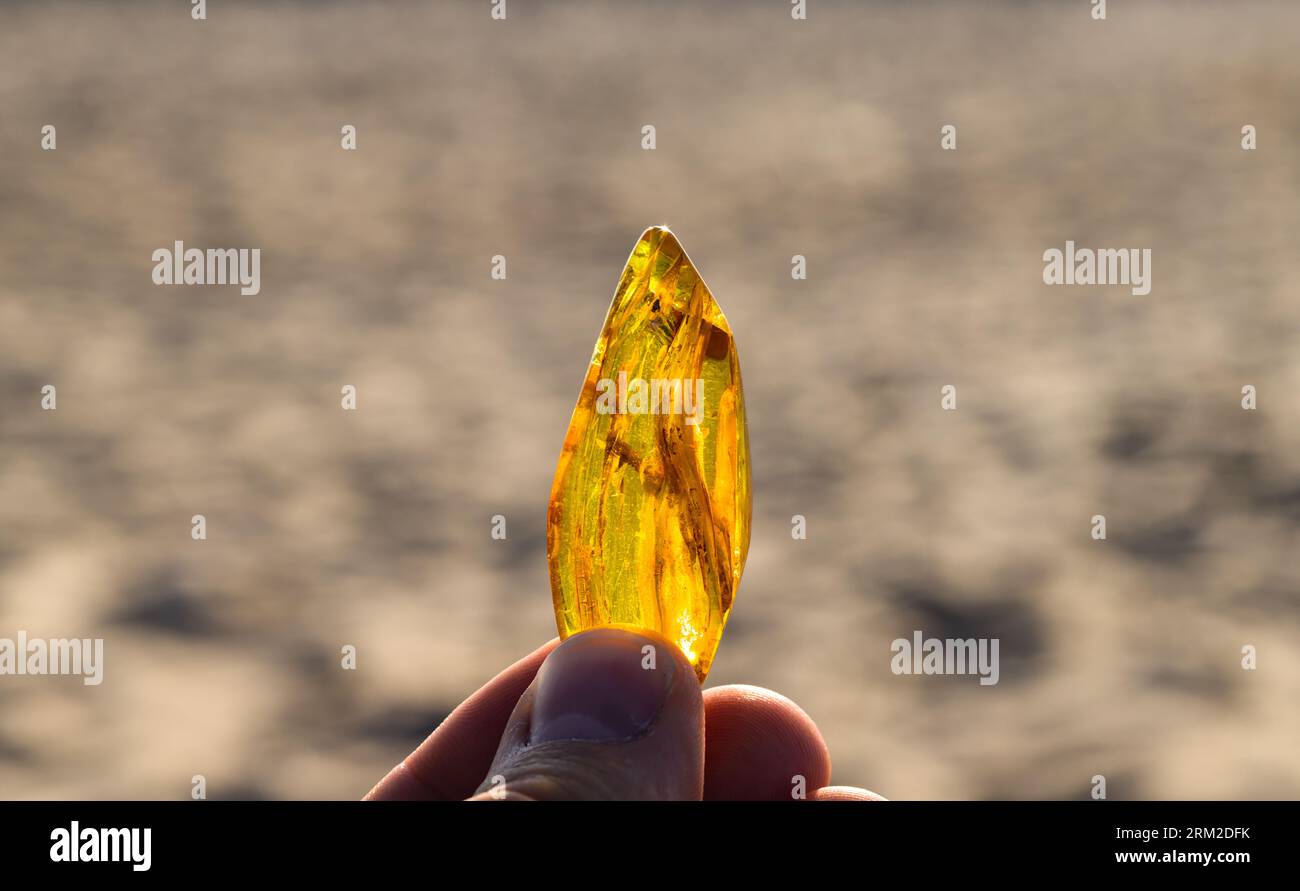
[702,684,833,800]
[810,785,888,801]
[530,627,688,745]
[475,627,706,800]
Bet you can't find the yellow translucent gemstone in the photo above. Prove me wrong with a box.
[547,226,752,682]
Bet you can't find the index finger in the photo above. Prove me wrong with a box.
[364,638,560,800]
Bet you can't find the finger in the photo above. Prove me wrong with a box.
[364,637,560,800]
[811,785,889,801]
[469,627,704,801]
[701,684,833,800]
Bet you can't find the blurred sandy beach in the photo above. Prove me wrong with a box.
[1,0,1298,799]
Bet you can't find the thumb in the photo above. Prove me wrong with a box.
[470,627,704,801]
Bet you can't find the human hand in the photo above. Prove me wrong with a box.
[364,627,885,801]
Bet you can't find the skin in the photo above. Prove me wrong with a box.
[365,630,885,802]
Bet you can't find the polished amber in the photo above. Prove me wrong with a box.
[547,227,751,682]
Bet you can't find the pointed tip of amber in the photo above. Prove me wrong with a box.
[626,226,733,336]
[635,224,680,254]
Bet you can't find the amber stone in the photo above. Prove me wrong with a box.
[547,227,751,682]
